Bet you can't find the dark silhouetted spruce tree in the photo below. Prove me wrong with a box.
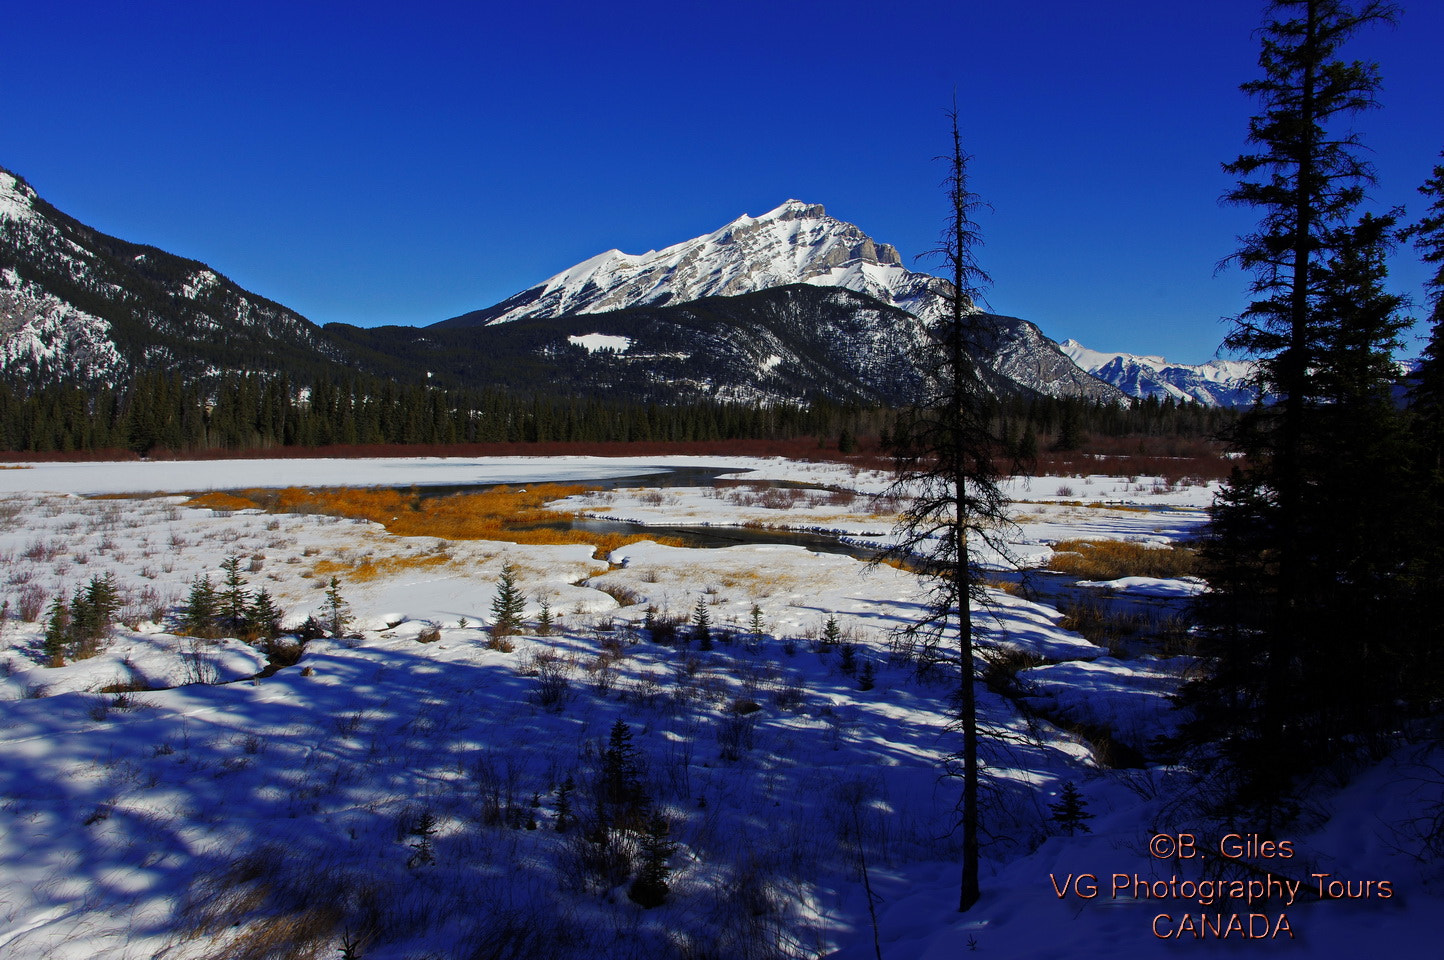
[1049,781,1094,836]
[1404,154,1444,479]
[1177,0,1405,818]
[1400,152,1444,705]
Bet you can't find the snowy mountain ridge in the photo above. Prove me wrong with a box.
[1060,338,1258,407]
[2,162,1120,404]
[438,201,1122,401]
[0,164,348,389]
[441,200,943,327]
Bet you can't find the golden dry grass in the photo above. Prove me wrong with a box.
[310,551,453,583]
[1047,538,1199,580]
[183,491,261,512]
[185,484,681,556]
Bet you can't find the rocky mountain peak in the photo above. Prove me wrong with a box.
[435,202,1122,401]
[755,199,826,222]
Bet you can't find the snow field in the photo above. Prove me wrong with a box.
[0,456,1435,957]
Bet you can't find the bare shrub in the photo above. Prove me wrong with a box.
[771,684,806,711]
[534,654,571,711]
[334,711,366,737]
[21,539,61,562]
[16,583,47,622]
[1057,599,1144,649]
[596,582,643,607]
[586,657,617,696]
[456,905,589,959]
[180,639,221,685]
[716,709,757,761]
[980,647,1046,697]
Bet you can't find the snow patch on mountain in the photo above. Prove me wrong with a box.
[181,268,221,300]
[0,171,38,225]
[1060,339,1257,407]
[567,333,632,353]
[0,272,124,387]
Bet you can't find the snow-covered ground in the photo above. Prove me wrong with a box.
[0,456,1437,957]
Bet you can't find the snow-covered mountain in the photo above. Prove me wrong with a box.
[440,201,940,326]
[1060,338,1257,407]
[1,164,1124,406]
[0,166,346,389]
[437,201,1122,401]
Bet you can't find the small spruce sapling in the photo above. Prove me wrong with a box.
[858,658,877,691]
[555,774,575,833]
[489,563,526,638]
[82,574,119,638]
[323,577,351,637]
[821,614,842,651]
[220,555,250,633]
[182,576,218,637]
[692,595,712,649]
[600,719,649,830]
[245,588,283,643]
[1049,780,1093,836]
[627,811,676,909]
[67,590,98,658]
[42,596,70,665]
[536,595,554,635]
[406,809,438,868]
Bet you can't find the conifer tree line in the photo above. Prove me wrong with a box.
[1174,0,1442,821]
[0,372,847,454]
[0,365,1232,457]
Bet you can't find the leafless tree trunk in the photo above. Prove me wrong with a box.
[875,106,1010,913]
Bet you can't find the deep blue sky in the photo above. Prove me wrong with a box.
[3,1,1440,364]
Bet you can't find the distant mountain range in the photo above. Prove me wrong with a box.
[3,163,1227,406]
[1059,339,1257,407]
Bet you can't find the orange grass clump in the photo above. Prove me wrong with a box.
[183,491,263,512]
[310,552,455,583]
[198,484,679,556]
[1047,538,1198,580]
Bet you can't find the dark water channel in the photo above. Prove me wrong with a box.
[407,466,744,499]
[398,465,1195,629]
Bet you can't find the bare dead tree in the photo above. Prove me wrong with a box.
[873,106,1013,913]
